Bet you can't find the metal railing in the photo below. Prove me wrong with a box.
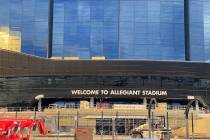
[0,104,208,112]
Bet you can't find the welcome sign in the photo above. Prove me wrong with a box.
[70,89,167,97]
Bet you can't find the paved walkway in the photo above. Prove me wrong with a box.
[31,136,209,140]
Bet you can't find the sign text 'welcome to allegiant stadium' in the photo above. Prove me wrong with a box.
[70,89,167,96]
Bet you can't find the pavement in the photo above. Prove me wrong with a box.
[32,138,73,140]
[31,136,209,140]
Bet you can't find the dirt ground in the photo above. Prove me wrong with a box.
[31,136,74,140]
[31,136,208,140]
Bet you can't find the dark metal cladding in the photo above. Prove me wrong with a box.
[0,49,210,106]
[184,0,191,61]
[1,49,210,78]
[47,0,54,58]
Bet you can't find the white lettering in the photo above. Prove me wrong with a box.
[71,90,99,95]
[101,90,109,95]
[110,90,141,96]
[142,90,167,96]
[71,89,167,96]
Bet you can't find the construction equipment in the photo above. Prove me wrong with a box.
[0,118,48,140]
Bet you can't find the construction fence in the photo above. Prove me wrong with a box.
[0,106,209,140]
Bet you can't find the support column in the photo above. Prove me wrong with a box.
[195,100,199,112]
[90,97,94,108]
[143,98,147,107]
[35,95,44,112]
[38,99,42,112]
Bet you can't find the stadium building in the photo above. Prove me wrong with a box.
[0,0,210,107]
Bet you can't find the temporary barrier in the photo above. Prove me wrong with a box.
[0,118,48,140]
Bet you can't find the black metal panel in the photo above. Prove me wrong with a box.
[47,0,54,58]
[0,75,210,106]
[1,49,210,106]
[1,49,210,78]
[184,0,191,61]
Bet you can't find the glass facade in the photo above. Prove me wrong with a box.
[0,0,48,57]
[119,0,184,60]
[52,0,185,60]
[0,0,209,61]
[53,0,120,59]
[190,0,210,61]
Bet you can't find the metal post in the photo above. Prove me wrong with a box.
[195,100,199,112]
[101,111,104,140]
[90,97,94,108]
[116,111,118,140]
[74,111,79,140]
[167,112,170,140]
[176,110,178,128]
[143,98,147,107]
[185,113,189,140]
[32,109,37,132]
[163,116,166,128]
[124,118,127,136]
[38,99,42,112]
[192,112,194,140]
[112,117,116,140]
[57,111,60,140]
[35,95,44,112]
[34,109,37,120]
[185,99,207,140]
[132,118,134,130]
[148,98,158,139]
[148,117,151,138]
[151,111,154,139]
[76,111,79,128]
